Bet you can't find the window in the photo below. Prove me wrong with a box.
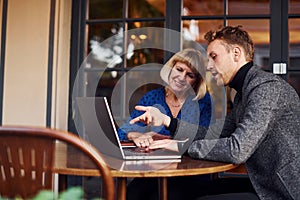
[70,0,300,130]
[82,0,167,126]
[288,0,300,95]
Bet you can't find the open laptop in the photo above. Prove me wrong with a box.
[76,97,182,160]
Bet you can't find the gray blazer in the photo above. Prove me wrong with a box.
[184,66,300,200]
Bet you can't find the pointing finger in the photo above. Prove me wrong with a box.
[134,105,148,111]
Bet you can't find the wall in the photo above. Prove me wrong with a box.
[1,0,71,130]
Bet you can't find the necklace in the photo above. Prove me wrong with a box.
[165,91,184,107]
[168,101,182,107]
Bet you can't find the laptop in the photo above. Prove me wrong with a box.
[76,97,182,160]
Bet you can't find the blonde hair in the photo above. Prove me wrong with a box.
[160,48,207,100]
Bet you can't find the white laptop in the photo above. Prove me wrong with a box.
[76,97,182,160]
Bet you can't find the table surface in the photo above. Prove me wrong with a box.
[54,142,237,177]
[53,142,238,200]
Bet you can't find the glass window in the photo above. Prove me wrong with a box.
[228,19,270,44]
[84,0,290,121]
[127,21,165,68]
[289,19,300,69]
[289,19,300,45]
[128,0,166,18]
[228,0,270,15]
[289,2,300,97]
[182,20,223,45]
[87,23,123,55]
[88,0,123,19]
[228,19,270,70]
[183,0,224,16]
[183,0,270,16]
[289,0,300,14]
[85,0,167,122]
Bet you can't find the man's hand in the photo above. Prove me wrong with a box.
[129,106,171,127]
[148,139,179,152]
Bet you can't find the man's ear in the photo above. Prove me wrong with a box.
[233,46,242,62]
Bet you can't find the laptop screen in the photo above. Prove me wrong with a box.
[76,97,124,159]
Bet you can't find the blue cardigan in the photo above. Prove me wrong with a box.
[117,87,213,141]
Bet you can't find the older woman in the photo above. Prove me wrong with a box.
[117,48,213,148]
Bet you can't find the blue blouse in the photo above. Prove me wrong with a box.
[117,87,213,141]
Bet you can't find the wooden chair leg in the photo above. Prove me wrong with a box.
[117,177,127,200]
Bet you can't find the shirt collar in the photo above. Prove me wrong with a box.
[228,62,253,95]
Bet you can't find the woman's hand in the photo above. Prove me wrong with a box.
[127,131,156,148]
[129,106,171,127]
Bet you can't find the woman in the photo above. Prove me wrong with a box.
[118,48,213,148]
[119,48,215,200]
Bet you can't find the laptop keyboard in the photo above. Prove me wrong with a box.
[123,147,152,156]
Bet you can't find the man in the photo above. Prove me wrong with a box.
[130,26,300,200]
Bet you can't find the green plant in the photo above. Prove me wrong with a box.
[0,186,103,200]
[33,187,84,200]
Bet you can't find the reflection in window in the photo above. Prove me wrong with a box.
[289,19,300,45]
[88,0,123,19]
[228,0,270,15]
[87,25,126,70]
[183,0,270,16]
[182,20,223,44]
[289,0,300,14]
[129,0,166,18]
[85,0,287,119]
[289,19,300,70]
[183,0,224,16]
[228,19,270,70]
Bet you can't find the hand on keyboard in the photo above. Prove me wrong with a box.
[134,147,152,153]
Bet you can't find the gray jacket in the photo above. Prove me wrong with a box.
[185,66,300,200]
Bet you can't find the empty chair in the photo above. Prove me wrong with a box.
[0,125,115,200]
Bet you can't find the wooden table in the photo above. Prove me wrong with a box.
[54,142,238,200]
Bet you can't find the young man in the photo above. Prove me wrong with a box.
[130,26,300,200]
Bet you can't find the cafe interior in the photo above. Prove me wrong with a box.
[0,0,299,199]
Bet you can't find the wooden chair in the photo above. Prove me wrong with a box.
[0,126,115,200]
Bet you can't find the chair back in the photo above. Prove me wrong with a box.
[0,126,115,200]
